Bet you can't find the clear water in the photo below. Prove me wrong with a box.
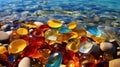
[0,0,120,23]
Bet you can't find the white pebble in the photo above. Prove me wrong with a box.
[0,31,9,40]
[34,21,44,26]
[109,59,120,67]
[100,42,113,51]
[18,57,31,67]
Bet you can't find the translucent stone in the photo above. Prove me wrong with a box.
[73,28,87,37]
[46,52,62,67]
[66,60,75,67]
[24,22,37,28]
[45,29,59,41]
[69,31,78,39]
[0,45,7,54]
[8,39,27,54]
[22,45,43,58]
[79,54,96,67]
[47,19,63,28]
[58,25,70,33]
[0,54,10,67]
[79,40,94,53]
[67,22,77,29]
[9,30,20,42]
[0,31,9,41]
[86,26,102,36]
[18,57,31,67]
[90,35,106,44]
[66,38,80,53]
[39,49,51,64]
[16,28,28,35]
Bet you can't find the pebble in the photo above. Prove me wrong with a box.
[109,59,120,67]
[100,42,115,52]
[0,31,9,41]
[8,39,27,54]
[47,19,63,28]
[46,52,62,67]
[18,57,31,67]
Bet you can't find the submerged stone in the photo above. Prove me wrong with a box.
[46,52,62,67]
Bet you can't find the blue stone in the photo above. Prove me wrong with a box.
[46,52,62,67]
[58,25,70,33]
[9,55,15,63]
[86,25,102,36]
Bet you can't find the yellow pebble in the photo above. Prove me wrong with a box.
[67,22,77,29]
[66,38,80,53]
[73,28,87,37]
[17,28,28,35]
[24,23,37,28]
[91,35,106,44]
[8,39,27,54]
[69,31,78,39]
[0,45,7,54]
[47,19,63,28]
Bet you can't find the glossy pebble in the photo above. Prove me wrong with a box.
[86,26,102,36]
[46,52,62,67]
[0,31,9,40]
[67,22,77,29]
[0,45,7,54]
[58,25,70,33]
[79,41,94,53]
[8,39,27,54]
[17,28,28,35]
[100,42,115,52]
[47,19,63,28]
[18,57,31,67]
[45,29,59,41]
[66,38,80,52]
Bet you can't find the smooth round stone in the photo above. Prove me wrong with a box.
[17,28,28,35]
[79,41,94,53]
[8,39,27,54]
[0,31,9,41]
[34,21,44,26]
[58,25,70,33]
[18,57,31,67]
[67,22,77,29]
[0,45,7,54]
[66,38,80,53]
[86,26,102,36]
[45,29,59,41]
[47,19,63,28]
[100,42,115,52]
[46,52,62,67]
[109,59,120,67]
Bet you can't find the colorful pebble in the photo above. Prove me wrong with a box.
[8,39,27,53]
[47,19,63,28]
[46,52,62,67]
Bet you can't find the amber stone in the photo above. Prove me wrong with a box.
[23,22,37,28]
[0,54,11,67]
[66,60,75,67]
[22,45,42,58]
[73,28,87,37]
[9,30,20,42]
[66,38,80,53]
[67,22,77,29]
[8,39,27,54]
[16,28,28,35]
[0,45,7,54]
